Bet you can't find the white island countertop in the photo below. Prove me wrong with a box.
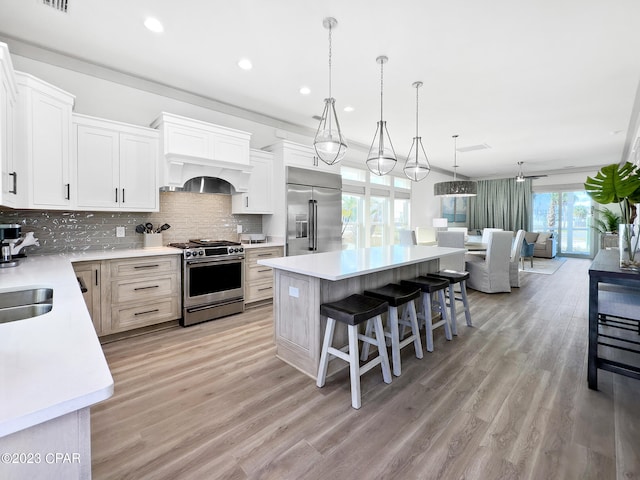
[0,247,182,438]
[257,245,464,281]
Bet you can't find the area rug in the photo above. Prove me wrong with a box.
[520,257,567,275]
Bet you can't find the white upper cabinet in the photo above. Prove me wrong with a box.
[232,149,273,214]
[73,114,159,211]
[0,43,18,208]
[279,140,341,173]
[15,71,75,209]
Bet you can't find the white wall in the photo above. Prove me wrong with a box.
[409,169,454,229]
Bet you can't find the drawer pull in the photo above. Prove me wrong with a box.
[134,285,160,291]
[258,268,271,273]
[257,253,274,257]
[134,264,160,269]
[258,286,273,292]
[134,309,160,316]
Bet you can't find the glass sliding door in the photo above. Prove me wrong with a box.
[532,190,595,257]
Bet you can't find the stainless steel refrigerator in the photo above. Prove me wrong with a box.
[286,166,342,256]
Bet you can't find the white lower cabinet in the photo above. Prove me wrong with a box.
[73,261,102,335]
[73,114,159,211]
[0,43,18,208]
[244,246,283,305]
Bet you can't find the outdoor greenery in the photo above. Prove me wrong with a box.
[592,207,622,234]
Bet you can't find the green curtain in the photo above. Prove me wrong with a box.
[468,178,532,231]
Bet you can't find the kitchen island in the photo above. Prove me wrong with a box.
[258,245,464,378]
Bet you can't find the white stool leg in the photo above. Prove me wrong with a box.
[423,292,434,352]
[438,289,453,340]
[347,324,362,409]
[316,317,336,387]
[389,306,402,376]
[360,320,374,361]
[372,314,392,384]
[447,283,458,336]
[407,300,423,359]
[461,280,472,326]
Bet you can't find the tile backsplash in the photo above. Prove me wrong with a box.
[0,192,263,255]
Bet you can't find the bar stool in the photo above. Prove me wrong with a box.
[361,283,423,376]
[317,294,392,409]
[430,270,472,335]
[401,276,451,352]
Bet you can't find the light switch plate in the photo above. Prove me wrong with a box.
[116,226,125,237]
[237,225,243,233]
[288,286,299,298]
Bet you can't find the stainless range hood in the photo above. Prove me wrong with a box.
[160,176,234,194]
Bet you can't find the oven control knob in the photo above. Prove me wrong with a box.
[199,250,204,256]
[238,247,244,253]
[185,251,191,257]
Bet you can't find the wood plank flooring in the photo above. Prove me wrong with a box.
[91,258,640,479]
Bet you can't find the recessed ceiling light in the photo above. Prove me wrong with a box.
[144,17,164,33]
[343,105,354,112]
[237,58,253,71]
[299,86,311,95]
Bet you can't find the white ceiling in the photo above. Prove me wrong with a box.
[1,0,640,179]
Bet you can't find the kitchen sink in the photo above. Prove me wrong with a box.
[0,287,53,324]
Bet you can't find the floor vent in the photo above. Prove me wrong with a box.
[42,0,68,13]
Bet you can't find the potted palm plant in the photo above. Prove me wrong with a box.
[585,162,640,270]
[592,207,621,248]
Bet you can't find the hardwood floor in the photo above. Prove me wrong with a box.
[91,258,640,479]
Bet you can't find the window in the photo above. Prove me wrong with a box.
[341,166,410,249]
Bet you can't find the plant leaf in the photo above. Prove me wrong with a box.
[585,162,640,205]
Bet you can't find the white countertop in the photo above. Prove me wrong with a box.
[0,247,182,438]
[257,245,464,281]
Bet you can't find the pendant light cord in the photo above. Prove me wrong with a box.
[328,23,332,99]
[453,134,458,181]
[380,60,384,122]
[415,84,419,139]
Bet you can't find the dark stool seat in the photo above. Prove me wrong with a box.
[362,283,423,376]
[429,269,472,335]
[317,294,392,409]
[320,294,389,325]
[401,276,452,352]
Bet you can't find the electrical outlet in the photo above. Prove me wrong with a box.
[116,226,125,238]
[237,225,243,234]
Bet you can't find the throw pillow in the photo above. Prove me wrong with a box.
[536,232,551,245]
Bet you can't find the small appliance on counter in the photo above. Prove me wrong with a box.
[239,233,267,244]
[0,224,40,268]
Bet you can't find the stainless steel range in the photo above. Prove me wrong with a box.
[169,239,244,327]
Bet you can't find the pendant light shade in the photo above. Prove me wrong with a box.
[404,81,431,182]
[367,56,396,176]
[433,135,477,197]
[314,17,347,165]
[515,161,525,182]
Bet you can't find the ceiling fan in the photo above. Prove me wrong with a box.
[515,161,547,181]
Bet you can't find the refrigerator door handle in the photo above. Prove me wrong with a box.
[313,200,318,251]
[308,199,315,251]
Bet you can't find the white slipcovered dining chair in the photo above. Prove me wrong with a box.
[465,231,513,293]
[398,229,417,246]
[437,231,465,271]
[481,227,504,244]
[509,230,526,287]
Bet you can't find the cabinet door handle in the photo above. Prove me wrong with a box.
[77,276,88,293]
[134,264,160,269]
[95,269,99,286]
[9,172,17,194]
[134,309,159,316]
[134,285,160,291]
[115,188,118,203]
[65,183,70,200]
[122,188,125,203]
[245,197,248,208]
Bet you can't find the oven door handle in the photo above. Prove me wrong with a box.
[186,257,244,266]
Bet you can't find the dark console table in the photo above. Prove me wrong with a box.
[588,249,640,389]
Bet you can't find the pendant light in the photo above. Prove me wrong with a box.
[515,161,525,182]
[404,81,431,182]
[366,55,396,176]
[313,17,347,165]
[433,135,477,196]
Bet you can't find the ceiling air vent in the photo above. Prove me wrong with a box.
[457,143,491,153]
[42,0,68,13]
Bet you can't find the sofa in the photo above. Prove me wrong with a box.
[524,231,557,258]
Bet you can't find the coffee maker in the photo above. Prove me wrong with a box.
[1,224,21,266]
